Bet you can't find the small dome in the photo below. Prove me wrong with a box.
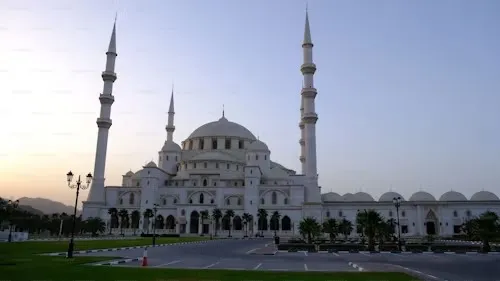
[342,193,356,201]
[247,140,269,151]
[353,192,375,201]
[161,140,181,152]
[409,191,436,201]
[145,161,157,168]
[188,116,256,140]
[379,192,405,202]
[125,171,134,177]
[470,191,499,201]
[322,192,342,202]
[439,191,467,201]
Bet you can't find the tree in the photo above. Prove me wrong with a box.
[270,211,281,237]
[322,218,339,243]
[299,217,321,243]
[200,210,209,236]
[107,208,118,234]
[461,218,478,241]
[224,209,235,237]
[84,217,106,236]
[257,209,268,236]
[143,209,154,234]
[242,213,251,237]
[130,210,140,235]
[118,209,129,235]
[211,208,222,236]
[471,211,500,252]
[356,209,383,251]
[375,220,393,245]
[338,218,353,239]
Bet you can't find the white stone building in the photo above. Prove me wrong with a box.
[82,13,500,238]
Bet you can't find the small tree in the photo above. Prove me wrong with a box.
[118,209,129,235]
[338,218,353,239]
[224,209,235,237]
[211,208,222,236]
[299,217,321,243]
[270,211,281,237]
[322,218,339,243]
[242,213,251,237]
[257,209,268,237]
[473,211,500,252]
[356,209,383,251]
[200,210,209,236]
[143,209,154,234]
[130,210,140,235]
[107,208,118,234]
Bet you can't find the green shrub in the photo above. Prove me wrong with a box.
[405,244,429,252]
[277,243,315,251]
[379,244,399,251]
[430,244,481,252]
[318,243,366,252]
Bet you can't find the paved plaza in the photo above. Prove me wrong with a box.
[77,238,500,281]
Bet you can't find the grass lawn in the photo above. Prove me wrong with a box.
[0,237,418,281]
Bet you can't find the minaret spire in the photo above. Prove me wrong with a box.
[166,85,175,141]
[300,8,320,203]
[83,20,118,217]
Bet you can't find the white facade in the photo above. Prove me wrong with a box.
[82,12,500,237]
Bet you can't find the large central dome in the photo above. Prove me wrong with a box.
[188,116,256,140]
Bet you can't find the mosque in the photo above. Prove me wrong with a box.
[81,12,500,238]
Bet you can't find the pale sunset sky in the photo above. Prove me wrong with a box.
[0,0,499,206]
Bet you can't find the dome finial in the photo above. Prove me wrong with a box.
[222,104,225,118]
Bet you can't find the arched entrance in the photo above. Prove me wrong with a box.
[190,211,199,234]
[233,216,242,230]
[281,216,291,231]
[425,210,438,235]
[166,215,175,230]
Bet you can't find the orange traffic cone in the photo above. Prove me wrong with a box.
[141,247,148,267]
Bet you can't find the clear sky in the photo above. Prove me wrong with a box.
[0,0,499,206]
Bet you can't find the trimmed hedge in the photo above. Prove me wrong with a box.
[379,244,399,251]
[318,243,367,252]
[430,244,481,252]
[405,244,429,252]
[140,233,180,238]
[277,243,315,252]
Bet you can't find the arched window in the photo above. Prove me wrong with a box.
[326,211,330,217]
[188,140,193,150]
[389,210,393,217]
[212,138,217,149]
[338,210,343,217]
[264,155,267,160]
[189,199,193,204]
[193,163,197,169]
[203,179,207,187]
[271,192,277,205]
[210,199,214,204]
[260,198,265,204]
[466,210,471,217]
[237,198,242,205]
[204,162,207,168]
[166,155,169,161]
[199,193,204,204]
[119,198,123,204]
[226,163,230,169]
[255,155,259,160]
[173,198,177,204]
[216,163,219,169]
[284,198,288,205]
[163,198,167,205]
[129,193,135,204]
[281,216,291,231]
[226,198,230,205]
[453,210,458,217]
[401,211,406,217]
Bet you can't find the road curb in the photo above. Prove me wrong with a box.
[93,257,143,266]
[41,240,213,256]
[278,250,500,255]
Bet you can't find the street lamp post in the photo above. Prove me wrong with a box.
[152,204,158,246]
[7,199,20,242]
[393,196,402,251]
[66,171,92,258]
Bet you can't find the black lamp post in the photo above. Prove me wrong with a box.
[152,203,158,246]
[66,171,92,258]
[7,199,20,242]
[392,196,402,251]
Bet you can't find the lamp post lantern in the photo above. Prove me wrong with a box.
[152,203,158,246]
[66,171,92,258]
[7,199,20,242]
[392,196,402,251]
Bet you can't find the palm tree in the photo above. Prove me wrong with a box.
[299,217,321,243]
[322,218,339,243]
[375,220,392,245]
[130,210,140,235]
[224,209,235,237]
[471,211,500,252]
[107,208,118,234]
[84,217,106,236]
[118,209,129,235]
[270,211,281,237]
[338,218,353,239]
[200,210,209,236]
[356,209,383,251]
[242,213,251,237]
[257,209,268,237]
[211,208,222,236]
[143,209,154,234]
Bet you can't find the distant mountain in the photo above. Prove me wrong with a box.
[16,197,81,216]
[18,204,45,216]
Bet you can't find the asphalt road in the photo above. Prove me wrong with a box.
[81,239,500,281]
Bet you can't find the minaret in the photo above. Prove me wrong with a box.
[299,95,306,174]
[85,21,117,205]
[166,86,175,141]
[301,9,320,203]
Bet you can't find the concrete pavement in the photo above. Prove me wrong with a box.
[79,238,500,281]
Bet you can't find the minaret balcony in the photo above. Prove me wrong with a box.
[300,63,316,74]
[300,156,306,162]
[302,113,318,124]
[299,121,305,129]
[101,71,117,82]
[96,118,112,128]
[299,139,305,145]
[99,94,115,105]
[301,88,317,98]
